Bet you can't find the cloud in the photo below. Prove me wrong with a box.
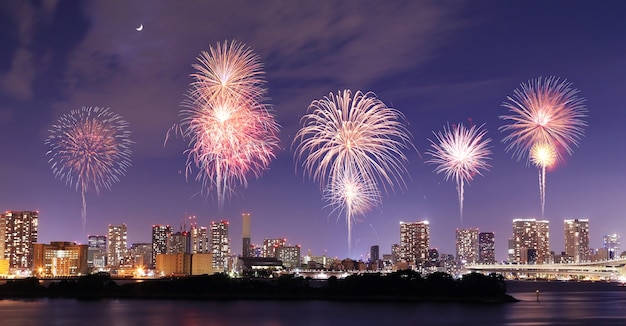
[56,0,465,160]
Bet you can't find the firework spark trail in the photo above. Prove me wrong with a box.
[173,40,280,211]
[45,106,133,230]
[530,142,557,218]
[500,76,587,216]
[293,89,414,255]
[425,123,492,223]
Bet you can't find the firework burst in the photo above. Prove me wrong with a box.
[45,106,133,229]
[293,89,414,254]
[499,76,587,162]
[426,123,492,223]
[500,76,587,216]
[174,40,280,210]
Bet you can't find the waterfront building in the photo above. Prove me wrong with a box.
[277,245,301,268]
[399,220,430,264]
[128,243,152,268]
[0,211,38,270]
[511,219,550,264]
[455,228,479,264]
[262,238,286,258]
[107,224,128,267]
[87,235,107,269]
[391,244,401,264]
[33,241,88,276]
[604,234,621,259]
[210,220,230,272]
[190,225,209,254]
[168,231,191,254]
[152,224,172,268]
[564,219,590,263]
[478,232,496,264]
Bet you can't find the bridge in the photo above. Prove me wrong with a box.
[466,259,626,280]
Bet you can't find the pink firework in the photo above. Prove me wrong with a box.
[500,76,587,217]
[426,123,492,223]
[45,106,133,229]
[177,40,280,210]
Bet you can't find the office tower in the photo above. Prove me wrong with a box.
[33,241,88,276]
[276,245,301,268]
[399,220,430,264]
[262,238,287,258]
[152,225,172,268]
[107,224,128,267]
[456,228,479,264]
[242,213,252,257]
[0,211,38,269]
[478,232,496,264]
[190,226,209,254]
[511,219,550,264]
[564,219,590,263]
[604,234,621,259]
[370,245,380,262]
[87,235,107,268]
[210,220,230,272]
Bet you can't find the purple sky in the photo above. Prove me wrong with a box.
[1,1,626,261]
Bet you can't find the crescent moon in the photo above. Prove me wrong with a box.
[136,24,143,32]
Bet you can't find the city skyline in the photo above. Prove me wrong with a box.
[1,1,626,261]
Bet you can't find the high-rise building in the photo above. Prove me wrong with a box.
[190,226,209,254]
[107,224,128,267]
[0,211,39,270]
[262,238,287,258]
[128,243,152,268]
[242,213,252,258]
[478,232,496,264]
[391,244,401,264]
[455,228,479,264]
[152,224,172,267]
[511,219,550,264]
[87,235,107,269]
[370,245,380,262]
[33,241,87,276]
[399,220,429,264]
[168,231,191,254]
[210,220,230,272]
[604,234,621,259]
[564,219,590,263]
[276,245,301,268]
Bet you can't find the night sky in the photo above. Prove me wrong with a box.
[1,1,626,262]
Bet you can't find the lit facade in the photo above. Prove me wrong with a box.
[33,241,88,276]
[564,219,590,263]
[0,211,39,269]
[87,235,107,269]
[511,219,550,264]
[604,234,621,259]
[455,228,479,264]
[190,226,209,254]
[210,220,230,272]
[399,220,430,264]
[277,245,301,268]
[262,238,286,258]
[128,243,152,268]
[152,224,172,268]
[478,232,496,264]
[107,224,128,267]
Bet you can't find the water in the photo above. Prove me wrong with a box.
[1,281,625,325]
